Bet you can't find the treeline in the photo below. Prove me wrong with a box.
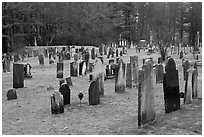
[2,2,202,53]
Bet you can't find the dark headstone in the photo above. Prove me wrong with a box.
[107,48,112,58]
[91,48,96,60]
[182,60,190,81]
[38,54,44,65]
[70,61,78,77]
[65,77,73,86]
[99,46,103,56]
[79,61,84,76]
[155,64,163,84]
[7,89,17,100]
[163,58,180,113]
[66,52,71,60]
[13,63,24,88]
[88,80,100,105]
[59,79,65,86]
[116,48,119,57]
[179,51,183,59]
[57,62,63,78]
[126,63,132,88]
[158,57,163,64]
[59,83,71,105]
[120,50,123,56]
[51,91,64,114]
[138,59,155,127]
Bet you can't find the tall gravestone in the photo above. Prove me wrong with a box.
[59,83,71,105]
[115,59,126,92]
[130,56,139,87]
[91,48,95,60]
[163,58,180,113]
[104,46,107,55]
[70,61,78,77]
[116,48,119,57]
[192,63,198,99]
[79,61,85,76]
[179,51,183,59]
[184,68,194,104]
[51,91,64,114]
[13,63,24,88]
[88,80,100,105]
[126,63,132,88]
[183,60,190,81]
[138,59,155,127]
[57,62,63,78]
[155,64,163,84]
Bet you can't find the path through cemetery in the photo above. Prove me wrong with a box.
[2,48,202,135]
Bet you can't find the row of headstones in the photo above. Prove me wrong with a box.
[138,57,199,128]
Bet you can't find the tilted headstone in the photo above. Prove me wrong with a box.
[7,89,17,100]
[70,61,78,77]
[184,68,194,104]
[91,48,96,60]
[155,64,163,84]
[163,58,180,113]
[130,56,139,87]
[182,60,190,81]
[51,91,64,114]
[59,83,71,105]
[88,80,100,105]
[192,63,198,99]
[57,62,63,78]
[115,59,125,92]
[138,59,155,127]
[13,63,24,88]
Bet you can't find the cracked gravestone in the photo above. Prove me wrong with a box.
[138,59,155,127]
[13,63,24,88]
[50,91,64,114]
[57,61,63,78]
[59,83,71,105]
[163,58,180,113]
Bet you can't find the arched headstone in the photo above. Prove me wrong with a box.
[163,58,180,113]
[88,80,100,105]
[59,83,71,105]
[7,89,17,100]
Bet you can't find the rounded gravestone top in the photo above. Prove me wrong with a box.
[165,58,176,72]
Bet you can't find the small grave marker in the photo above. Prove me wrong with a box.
[59,83,71,105]
[51,91,64,114]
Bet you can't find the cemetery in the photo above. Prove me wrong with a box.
[2,2,202,135]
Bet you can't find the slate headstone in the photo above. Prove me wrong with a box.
[179,51,183,59]
[88,80,100,105]
[57,62,63,78]
[59,83,71,105]
[38,54,44,65]
[91,48,96,60]
[7,89,17,100]
[70,61,78,77]
[163,58,180,113]
[138,59,155,127]
[130,56,139,87]
[13,63,24,88]
[155,64,163,84]
[126,63,132,88]
[51,91,64,114]
[65,77,73,86]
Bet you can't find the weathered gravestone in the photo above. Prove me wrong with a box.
[79,61,85,76]
[179,51,183,59]
[66,52,71,60]
[184,68,194,104]
[115,59,126,93]
[91,48,96,60]
[57,62,63,78]
[13,63,24,88]
[70,61,78,77]
[138,59,155,127]
[192,63,198,99]
[59,83,71,105]
[50,91,64,114]
[130,56,139,88]
[163,58,180,113]
[66,77,73,86]
[155,64,163,84]
[7,89,17,100]
[38,54,44,65]
[59,79,65,87]
[88,80,100,105]
[182,60,190,81]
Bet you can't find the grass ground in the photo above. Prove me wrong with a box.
[2,47,202,135]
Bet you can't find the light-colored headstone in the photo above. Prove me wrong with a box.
[115,59,125,92]
[138,59,155,127]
